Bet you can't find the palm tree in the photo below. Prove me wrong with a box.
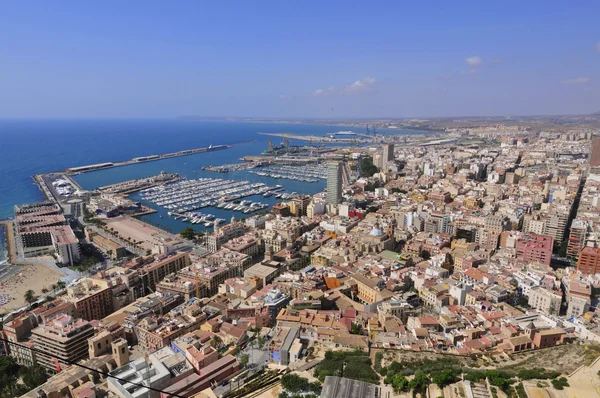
[51,284,58,291]
[24,289,36,305]
[210,335,223,350]
[57,280,66,290]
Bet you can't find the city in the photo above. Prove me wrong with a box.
[2,2,600,398]
[3,123,600,398]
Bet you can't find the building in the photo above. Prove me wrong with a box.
[66,278,115,321]
[515,234,554,267]
[108,346,194,398]
[31,315,95,372]
[86,229,128,259]
[527,287,562,315]
[321,376,380,398]
[134,252,191,293]
[567,219,588,259]
[14,202,81,266]
[577,246,600,275]
[327,161,343,205]
[382,143,394,171]
[244,263,280,286]
[291,195,312,216]
[206,221,250,252]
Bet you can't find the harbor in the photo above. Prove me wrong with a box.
[138,177,293,229]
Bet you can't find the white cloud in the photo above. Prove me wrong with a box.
[461,68,478,75]
[561,77,590,85]
[596,41,600,52]
[465,56,483,67]
[344,77,376,94]
[279,94,289,100]
[313,79,375,97]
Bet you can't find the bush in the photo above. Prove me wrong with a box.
[515,383,527,398]
[314,351,379,384]
[431,368,460,388]
[374,352,384,373]
[551,377,569,390]
[517,368,560,380]
[281,374,309,392]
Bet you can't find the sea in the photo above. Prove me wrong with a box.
[0,119,429,266]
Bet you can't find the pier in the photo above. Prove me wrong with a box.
[65,144,230,174]
[97,172,182,194]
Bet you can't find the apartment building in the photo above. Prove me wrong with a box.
[577,246,600,275]
[65,278,114,321]
[31,315,95,372]
[134,252,191,293]
[527,287,562,315]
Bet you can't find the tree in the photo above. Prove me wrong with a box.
[420,250,431,260]
[0,356,22,397]
[281,374,309,392]
[210,335,223,349]
[351,323,363,335]
[56,280,66,289]
[408,370,430,394]
[24,289,36,304]
[179,227,196,240]
[431,368,460,388]
[360,157,380,177]
[22,365,49,390]
[240,354,249,367]
[256,335,266,349]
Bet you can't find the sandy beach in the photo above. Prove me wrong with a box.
[0,260,66,312]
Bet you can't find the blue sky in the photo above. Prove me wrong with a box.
[0,1,599,118]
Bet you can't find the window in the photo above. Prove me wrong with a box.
[97,343,101,349]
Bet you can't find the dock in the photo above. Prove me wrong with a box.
[65,144,230,175]
[97,172,182,194]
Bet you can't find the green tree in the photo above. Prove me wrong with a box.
[420,250,431,260]
[179,227,196,240]
[431,368,460,388]
[22,365,49,390]
[210,335,223,349]
[0,356,22,397]
[350,323,363,335]
[281,374,309,392]
[360,157,380,177]
[24,289,36,304]
[56,280,66,289]
[240,354,249,367]
[408,371,430,394]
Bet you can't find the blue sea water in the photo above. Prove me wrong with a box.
[0,119,427,235]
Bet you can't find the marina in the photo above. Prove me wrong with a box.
[139,178,289,226]
[248,164,327,183]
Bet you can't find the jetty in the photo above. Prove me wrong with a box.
[65,144,230,174]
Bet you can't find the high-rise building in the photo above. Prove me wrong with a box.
[327,162,342,205]
[567,219,588,259]
[382,143,394,171]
